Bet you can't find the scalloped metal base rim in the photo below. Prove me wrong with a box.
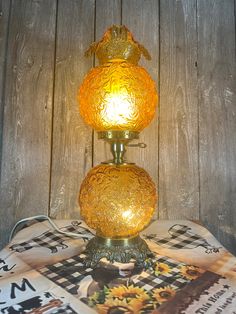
[83,235,153,267]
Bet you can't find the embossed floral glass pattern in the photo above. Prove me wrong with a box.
[78,60,157,131]
[79,164,157,238]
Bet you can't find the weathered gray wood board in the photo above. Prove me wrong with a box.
[0,0,10,175]
[0,0,235,255]
[159,0,199,220]
[49,0,94,219]
[0,0,56,248]
[198,0,236,255]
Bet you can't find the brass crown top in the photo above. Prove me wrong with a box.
[85,25,151,65]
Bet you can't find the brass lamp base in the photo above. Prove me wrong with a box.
[83,235,153,267]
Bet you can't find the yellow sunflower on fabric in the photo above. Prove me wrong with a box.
[107,285,149,301]
[97,298,133,314]
[155,262,171,275]
[153,286,176,303]
[180,265,204,280]
[129,294,152,313]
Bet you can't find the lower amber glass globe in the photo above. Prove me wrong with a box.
[79,164,157,238]
[78,60,157,132]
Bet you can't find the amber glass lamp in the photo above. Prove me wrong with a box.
[78,25,158,266]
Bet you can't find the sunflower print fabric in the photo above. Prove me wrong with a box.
[83,257,205,313]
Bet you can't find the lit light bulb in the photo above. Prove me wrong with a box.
[102,91,134,125]
[122,209,134,221]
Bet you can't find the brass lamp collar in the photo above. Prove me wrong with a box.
[98,130,139,141]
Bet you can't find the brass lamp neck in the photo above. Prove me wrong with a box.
[98,130,138,165]
[110,142,126,164]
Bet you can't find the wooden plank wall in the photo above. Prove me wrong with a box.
[50,0,94,219]
[0,0,235,255]
[159,0,199,219]
[0,0,56,247]
[198,0,236,254]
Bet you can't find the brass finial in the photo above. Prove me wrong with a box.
[85,25,151,65]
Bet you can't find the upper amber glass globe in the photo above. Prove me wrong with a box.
[79,164,157,238]
[78,60,157,132]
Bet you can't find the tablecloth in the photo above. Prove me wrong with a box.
[0,219,236,313]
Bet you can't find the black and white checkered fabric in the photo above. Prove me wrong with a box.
[133,256,190,291]
[40,254,196,296]
[9,221,94,254]
[144,224,220,253]
[39,254,93,295]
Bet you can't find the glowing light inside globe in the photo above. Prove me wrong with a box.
[78,61,157,132]
[102,91,134,125]
[79,164,157,238]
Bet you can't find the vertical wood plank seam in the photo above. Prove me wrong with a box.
[48,0,59,217]
[0,0,12,183]
[157,0,161,219]
[196,0,201,222]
